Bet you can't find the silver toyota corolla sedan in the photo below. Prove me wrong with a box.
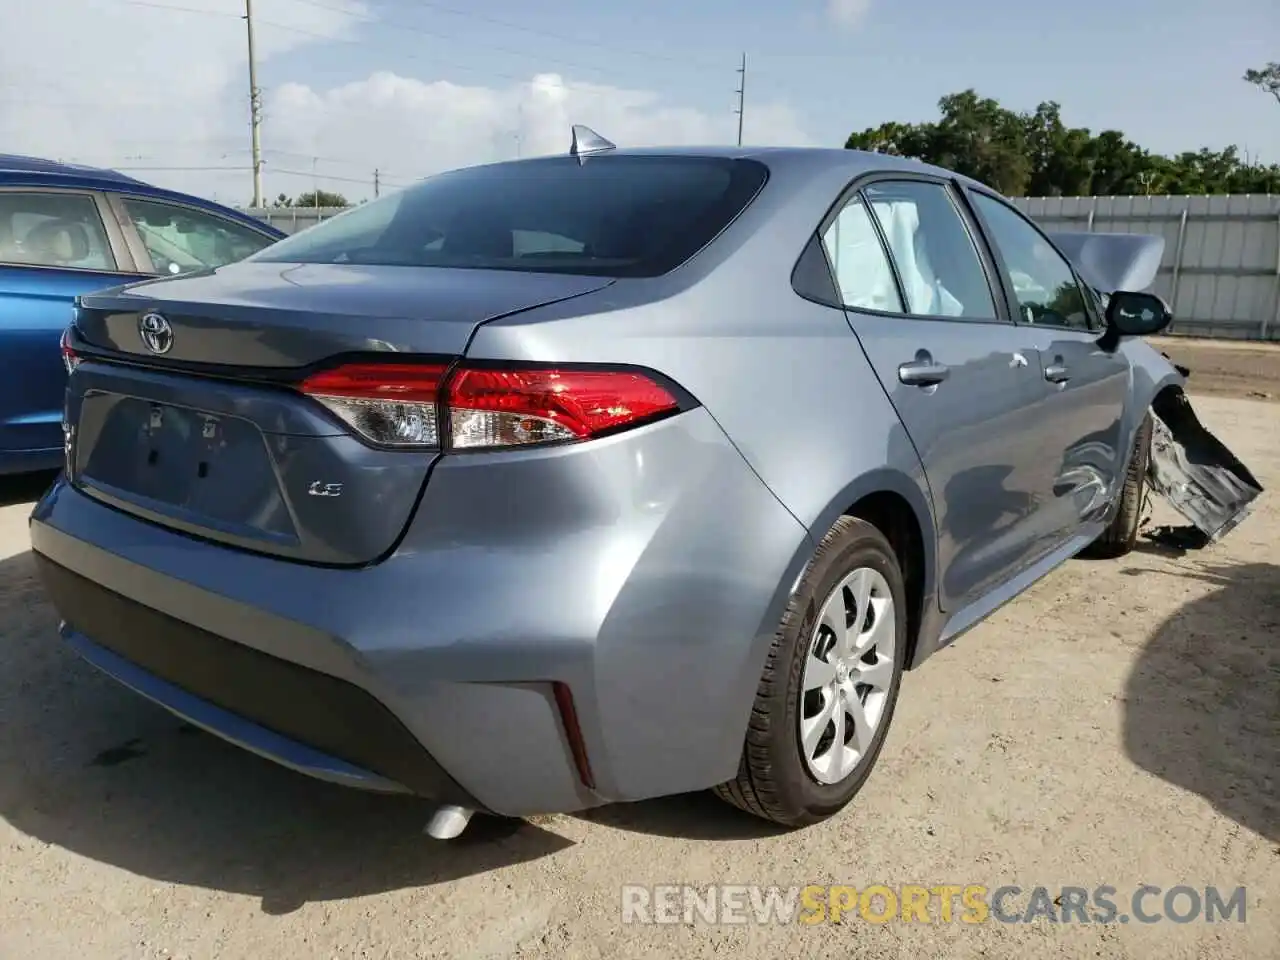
[31,129,1261,839]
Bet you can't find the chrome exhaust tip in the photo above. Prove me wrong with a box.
[424,804,473,840]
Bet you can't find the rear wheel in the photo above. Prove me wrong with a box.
[1080,412,1153,560]
[715,517,907,828]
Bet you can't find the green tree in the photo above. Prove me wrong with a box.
[844,89,1280,196]
[1243,62,1280,106]
[291,190,350,209]
[844,120,932,157]
[1023,102,1095,196]
[928,90,1032,195]
[1083,131,1153,195]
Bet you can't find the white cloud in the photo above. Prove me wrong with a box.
[0,0,363,201]
[266,71,813,201]
[827,0,872,28]
[0,0,812,207]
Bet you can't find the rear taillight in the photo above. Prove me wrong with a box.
[446,367,681,449]
[299,361,684,451]
[60,327,80,374]
[300,363,447,447]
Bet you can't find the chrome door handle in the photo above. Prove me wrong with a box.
[1044,363,1070,384]
[898,360,951,387]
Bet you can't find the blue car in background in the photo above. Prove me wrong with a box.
[0,155,285,474]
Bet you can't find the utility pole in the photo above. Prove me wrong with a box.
[244,0,264,208]
[734,52,746,147]
[374,169,380,198]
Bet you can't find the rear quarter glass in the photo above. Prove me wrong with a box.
[250,156,770,278]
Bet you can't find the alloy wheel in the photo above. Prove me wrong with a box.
[799,566,898,785]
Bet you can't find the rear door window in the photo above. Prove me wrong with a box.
[251,155,770,277]
[119,196,276,276]
[862,181,999,321]
[0,191,116,271]
[821,195,904,313]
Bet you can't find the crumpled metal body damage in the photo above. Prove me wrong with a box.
[1147,387,1265,544]
[1053,227,1264,551]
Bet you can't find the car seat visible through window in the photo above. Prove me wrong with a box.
[871,200,964,317]
[24,219,92,267]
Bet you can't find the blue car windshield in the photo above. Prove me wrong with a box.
[250,155,768,278]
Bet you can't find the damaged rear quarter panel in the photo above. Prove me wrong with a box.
[1122,338,1265,542]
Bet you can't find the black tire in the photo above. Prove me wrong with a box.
[1079,412,1153,560]
[715,516,908,828]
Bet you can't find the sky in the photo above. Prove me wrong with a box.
[0,0,1276,206]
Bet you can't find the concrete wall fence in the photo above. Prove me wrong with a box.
[240,193,1280,342]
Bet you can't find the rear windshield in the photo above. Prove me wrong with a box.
[250,155,769,277]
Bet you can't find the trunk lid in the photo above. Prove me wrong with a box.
[75,262,613,367]
[66,263,614,566]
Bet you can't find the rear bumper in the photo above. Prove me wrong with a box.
[30,408,812,816]
[64,630,410,795]
[41,555,476,804]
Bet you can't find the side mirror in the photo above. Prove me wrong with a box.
[1104,290,1171,338]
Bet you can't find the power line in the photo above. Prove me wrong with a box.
[111,1,643,109]
[109,163,406,204]
[28,143,413,187]
[111,165,254,171]
[283,0,641,79]
[83,140,410,179]
[290,0,729,75]
[112,0,803,90]
[122,0,232,18]
[258,148,409,181]
[111,164,391,185]
[121,0,718,90]
[31,0,764,198]
[271,166,394,185]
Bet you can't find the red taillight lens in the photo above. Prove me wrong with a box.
[298,361,683,451]
[300,362,448,447]
[60,327,80,374]
[447,367,680,450]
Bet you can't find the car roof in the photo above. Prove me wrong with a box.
[453,145,991,194]
[0,153,147,187]
[0,154,285,237]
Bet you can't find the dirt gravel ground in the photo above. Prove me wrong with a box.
[0,390,1277,960]
[1150,336,1280,403]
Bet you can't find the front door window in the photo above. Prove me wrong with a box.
[969,192,1094,331]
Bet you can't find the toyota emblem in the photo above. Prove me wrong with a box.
[138,312,174,355]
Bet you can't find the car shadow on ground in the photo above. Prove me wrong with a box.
[0,546,573,915]
[0,469,57,508]
[1121,560,1279,845]
[575,792,791,841]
